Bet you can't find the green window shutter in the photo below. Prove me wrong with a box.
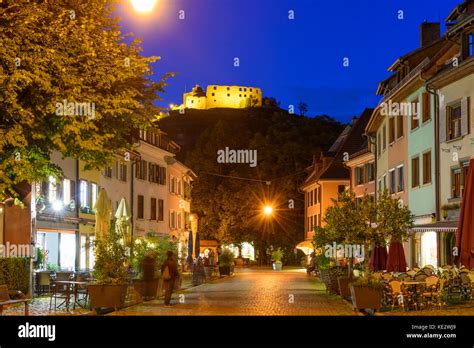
[439,104,447,143]
[461,97,470,136]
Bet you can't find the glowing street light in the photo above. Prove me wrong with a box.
[263,205,273,216]
[131,0,157,13]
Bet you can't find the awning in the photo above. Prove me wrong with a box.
[295,240,314,255]
[412,221,458,233]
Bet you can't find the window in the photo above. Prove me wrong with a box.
[158,199,164,221]
[422,152,432,185]
[355,166,364,185]
[447,104,462,140]
[90,183,98,209]
[470,33,473,57]
[397,115,404,139]
[462,162,470,197]
[389,170,396,194]
[378,179,382,193]
[159,166,166,185]
[397,166,404,192]
[309,189,313,206]
[422,93,431,123]
[48,177,58,202]
[411,98,419,130]
[377,133,381,157]
[338,185,345,194]
[383,175,387,191]
[389,118,395,143]
[79,180,88,207]
[119,162,127,182]
[170,175,175,193]
[411,156,420,188]
[367,163,375,182]
[382,126,387,150]
[212,93,215,96]
[150,198,157,220]
[227,93,230,97]
[177,212,182,229]
[169,211,176,229]
[135,159,148,180]
[137,195,144,219]
[452,168,462,199]
[103,166,112,178]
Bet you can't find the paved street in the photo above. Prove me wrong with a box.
[109,267,359,316]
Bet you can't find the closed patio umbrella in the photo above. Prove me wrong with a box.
[455,158,474,268]
[186,230,193,264]
[94,188,111,239]
[115,198,132,246]
[369,245,388,271]
[194,232,201,259]
[386,241,407,272]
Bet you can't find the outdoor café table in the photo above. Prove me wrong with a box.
[401,281,426,310]
[53,281,89,310]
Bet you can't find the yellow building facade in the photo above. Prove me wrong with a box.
[181,84,262,110]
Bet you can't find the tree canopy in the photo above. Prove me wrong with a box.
[0,0,172,200]
[183,109,343,263]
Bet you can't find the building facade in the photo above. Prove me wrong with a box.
[180,84,263,110]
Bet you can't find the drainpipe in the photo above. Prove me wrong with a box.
[426,83,441,222]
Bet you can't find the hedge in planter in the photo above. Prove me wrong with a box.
[0,257,30,294]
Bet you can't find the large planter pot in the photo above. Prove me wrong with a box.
[320,268,346,295]
[133,279,159,301]
[350,285,383,310]
[338,276,351,299]
[272,262,282,271]
[219,265,231,276]
[88,284,128,312]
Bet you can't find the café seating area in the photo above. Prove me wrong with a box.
[373,265,474,312]
[34,271,93,311]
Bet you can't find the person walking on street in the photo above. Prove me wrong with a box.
[161,250,179,306]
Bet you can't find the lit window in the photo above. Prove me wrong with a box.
[80,180,88,208]
[91,183,98,209]
[63,179,71,204]
[48,176,57,202]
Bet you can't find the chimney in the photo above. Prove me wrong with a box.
[420,22,440,48]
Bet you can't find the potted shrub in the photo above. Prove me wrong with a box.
[349,275,384,312]
[271,248,284,271]
[218,249,235,276]
[88,224,129,313]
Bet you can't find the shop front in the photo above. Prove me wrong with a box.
[411,221,458,268]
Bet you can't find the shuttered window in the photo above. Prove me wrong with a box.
[422,151,432,185]
[412,156,420,188]
[422,93,431,123]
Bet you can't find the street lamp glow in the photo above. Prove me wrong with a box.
[131,0,157,13]
[52,200,63,212]
[263,205,273,216]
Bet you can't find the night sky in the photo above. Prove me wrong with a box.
[117,0,460,123]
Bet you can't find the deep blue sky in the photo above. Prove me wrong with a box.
[117,0,460,123]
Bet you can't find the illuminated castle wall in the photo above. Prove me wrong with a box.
[181,85,262,110]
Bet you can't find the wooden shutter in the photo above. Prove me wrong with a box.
[439,104,447,143]
[461,97,470,136]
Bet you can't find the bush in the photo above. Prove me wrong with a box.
[218,249,235,267]
[0,258,30,294]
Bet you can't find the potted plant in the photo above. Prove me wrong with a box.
[271,248,284,271]
[218,249,235,276]
[88,224,129,313]
[349,275,384,312]
[33,247,45,270]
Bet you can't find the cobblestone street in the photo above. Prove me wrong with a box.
[109,268,359,316]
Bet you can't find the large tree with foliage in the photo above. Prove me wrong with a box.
[0,0,172,200]
[185,110,343,264]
